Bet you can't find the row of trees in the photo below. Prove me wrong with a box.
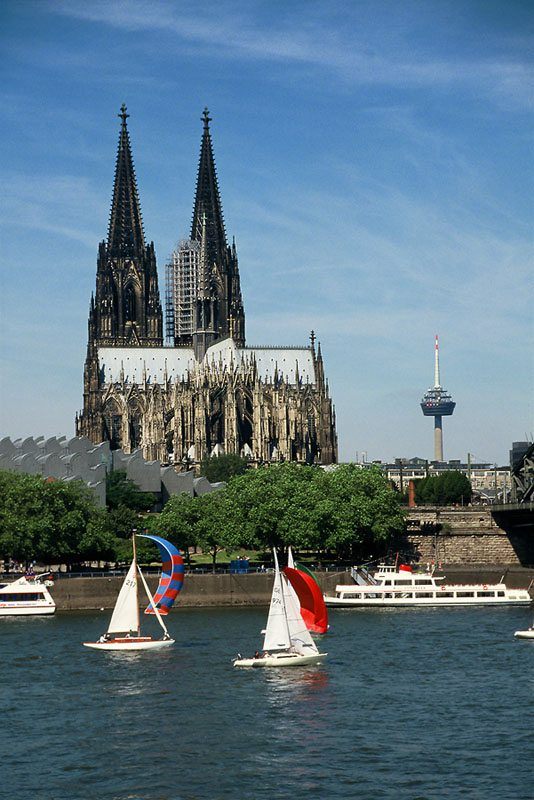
[0,464,406,569]
[153,463,405,568]
[0,471,113,567]
[410,471,472,506]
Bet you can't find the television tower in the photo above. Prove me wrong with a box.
[420,335,455,462]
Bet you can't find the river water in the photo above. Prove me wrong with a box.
[2,604,533,800]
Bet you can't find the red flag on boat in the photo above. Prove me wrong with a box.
[399,564,412,573]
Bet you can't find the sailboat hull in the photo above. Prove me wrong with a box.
[514,630,534,640]
[234,651,327,668]
[83,637,175,651]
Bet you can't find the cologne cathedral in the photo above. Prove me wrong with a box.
[76,106,337,467]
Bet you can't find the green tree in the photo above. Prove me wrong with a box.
[217,463,319,553]
[0,471,113,567]
[207,462,405,561]
[100,504,141,540]
[195,491,230,571]
[106,470,157,511]
[199,453,249,483]
[152,493,201,568]
[139,463,404,568]
[322,464,405,560]
[414,471,472,506]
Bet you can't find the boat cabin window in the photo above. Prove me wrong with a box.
[440,592,454,598]
[343,593,361,600]
[415,579,432,585]
[384,580,392,586]
[394,580,412,586]
[497,591,505,597]
[1,592,45,601]
[476,591,495,597]
[456,591,474,598]
[417,592,434,598]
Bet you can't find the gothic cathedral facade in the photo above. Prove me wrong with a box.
[76,106,337,467]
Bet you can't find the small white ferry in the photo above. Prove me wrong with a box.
[0,574,56,616]
[324,564,532,608]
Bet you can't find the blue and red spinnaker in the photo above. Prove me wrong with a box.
[283,565,328,634]
[138,534,184,615]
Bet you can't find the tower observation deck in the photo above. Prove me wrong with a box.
[421,335,455,461]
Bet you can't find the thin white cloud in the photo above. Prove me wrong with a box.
[49,0,534,108]
[0,172,105,248]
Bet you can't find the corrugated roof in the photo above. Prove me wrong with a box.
[98,340,315,385]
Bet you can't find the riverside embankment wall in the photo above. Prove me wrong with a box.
[50,566,534,610]
[400,506,534,566]
[51,571,345,610]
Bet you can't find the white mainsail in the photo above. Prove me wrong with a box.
[262,551,291,652]
[287,547,295,569]
[107,561,139,635]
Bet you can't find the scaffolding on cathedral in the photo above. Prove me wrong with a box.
[165,239,200,345]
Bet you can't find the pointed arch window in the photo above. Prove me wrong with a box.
[103,401,122,450]
[129,402,143,450]
[125,286,137,322]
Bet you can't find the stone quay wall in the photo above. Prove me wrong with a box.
[50,564,534,611]
[400,506,534,566]
[51,570,346,611]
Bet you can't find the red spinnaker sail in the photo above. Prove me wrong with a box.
[283,565,328,634]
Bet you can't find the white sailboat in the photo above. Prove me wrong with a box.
[514,621,534,640]
[234,550,327,668]
[84,534,179,651]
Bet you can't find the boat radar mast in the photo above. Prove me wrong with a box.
[420,335,455,462]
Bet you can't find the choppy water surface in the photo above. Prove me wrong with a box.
[2,604,534,800]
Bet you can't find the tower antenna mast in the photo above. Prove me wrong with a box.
[421,335,456,462]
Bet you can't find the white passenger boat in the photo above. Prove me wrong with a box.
[0,574,56,616]
[324,564,532,607]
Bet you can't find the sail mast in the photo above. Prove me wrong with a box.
[274,550,292,648]
[132,532,140,636]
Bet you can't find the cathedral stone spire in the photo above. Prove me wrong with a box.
[88,106,162,349]
[187,109,245,346]
[107,104,146,258]
[198,212,211,300]
[191,108,227,266]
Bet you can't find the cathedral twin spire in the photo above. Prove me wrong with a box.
[107,104,146,258]
[91,104,244,354]
[90,104,162,348]
[191,108,228,269]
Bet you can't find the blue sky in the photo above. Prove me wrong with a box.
[1,0,532,465]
